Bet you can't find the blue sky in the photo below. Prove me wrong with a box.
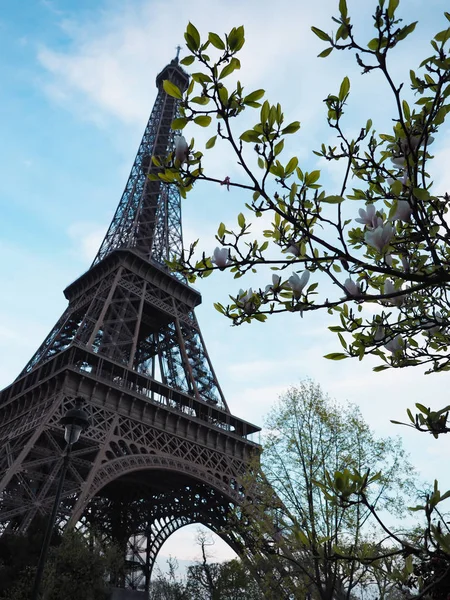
[2,0,450,569]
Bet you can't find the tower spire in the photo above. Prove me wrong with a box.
[93,59,189,268]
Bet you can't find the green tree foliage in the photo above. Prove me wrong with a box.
[149,552,262,600]
[0,517,60,600]
[184,532,262,599]
[0,529,122,600]
[157,2,450,431]
[241,381,417,599]
[150,558,189,600]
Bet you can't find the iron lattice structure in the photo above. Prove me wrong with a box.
[0,57,290,596]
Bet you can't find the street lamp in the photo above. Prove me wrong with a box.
[31,398,89,600]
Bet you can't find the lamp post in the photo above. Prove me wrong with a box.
[31,398,89,600]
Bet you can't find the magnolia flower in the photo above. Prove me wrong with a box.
[355,204,380,229]
[392,200,412,223]
[401,255,410,272]
[212,247,230,269]
[384,279,404,307]
[407,134,435,150]
[365,223,394,253]
[174,135,189,163]
[374,325,385,342]
[286,243,300,257]
[265,274,282,294]
[391,155,407,167]
[385,254,393,267]
[344,278,361,297]
[236,288,256,314]
[384,335,404,353]
[288,271,310,299]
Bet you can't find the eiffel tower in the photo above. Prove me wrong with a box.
[0,55,262,595]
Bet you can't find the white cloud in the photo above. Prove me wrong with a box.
[67,222,105,262]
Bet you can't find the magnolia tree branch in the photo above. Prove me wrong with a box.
[157,3,450,383]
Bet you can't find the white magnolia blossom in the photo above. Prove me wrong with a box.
[384,335,404,353]
[355,204,381,229]
[384,279,405,307]
[401,255,410,272]
[374,325,385,342]
[392,200,412,223]
[288,271,310,299]
[212,247,230,269]
[391,155,407,167]
[344,278,362,297]
[265,274,282,294]
[400,134,435,151]
[385,253,393,267]
[365,223,394,253]
[286,243,300,257]
[236,288,256,314]
[174,135,189,163]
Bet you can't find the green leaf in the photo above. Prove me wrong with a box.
[180,55,195,66]
[208,32,225,49]
[240,129,261,143]
[311,26,331,42]
[191,96,210,106]
[367,38,379,51]
[281,121,301,135]
[218,86,229,106]
[402,99,410,120]
[171,117,188,130]
[205,135,217,149]
[307,170,320,184]
[416,403,429,414]
[390,179,403,196]
[194,115,212,127]
[260,101,270,124]
[244,89,265,103]
[373,365,390,372]
[238,213,245,228]
[227,25,245,52]
[274,139,284,156]
[219,58,241,79]
[324,353,348,361]
[191,72,212,85]
[318,47,333,58]
[396,22,417,42]
[339,0,347,18]
[285,157,298,176]
[163,80,183,99]
[435,28,450,43]
[180,54,195,67]
[387,0,399,18]
[413,187,430,201]
[253,313,267,322]
[322,195,345,204]
[218,222,226,238]
[186,22,201,51]
[339,76,350,101]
